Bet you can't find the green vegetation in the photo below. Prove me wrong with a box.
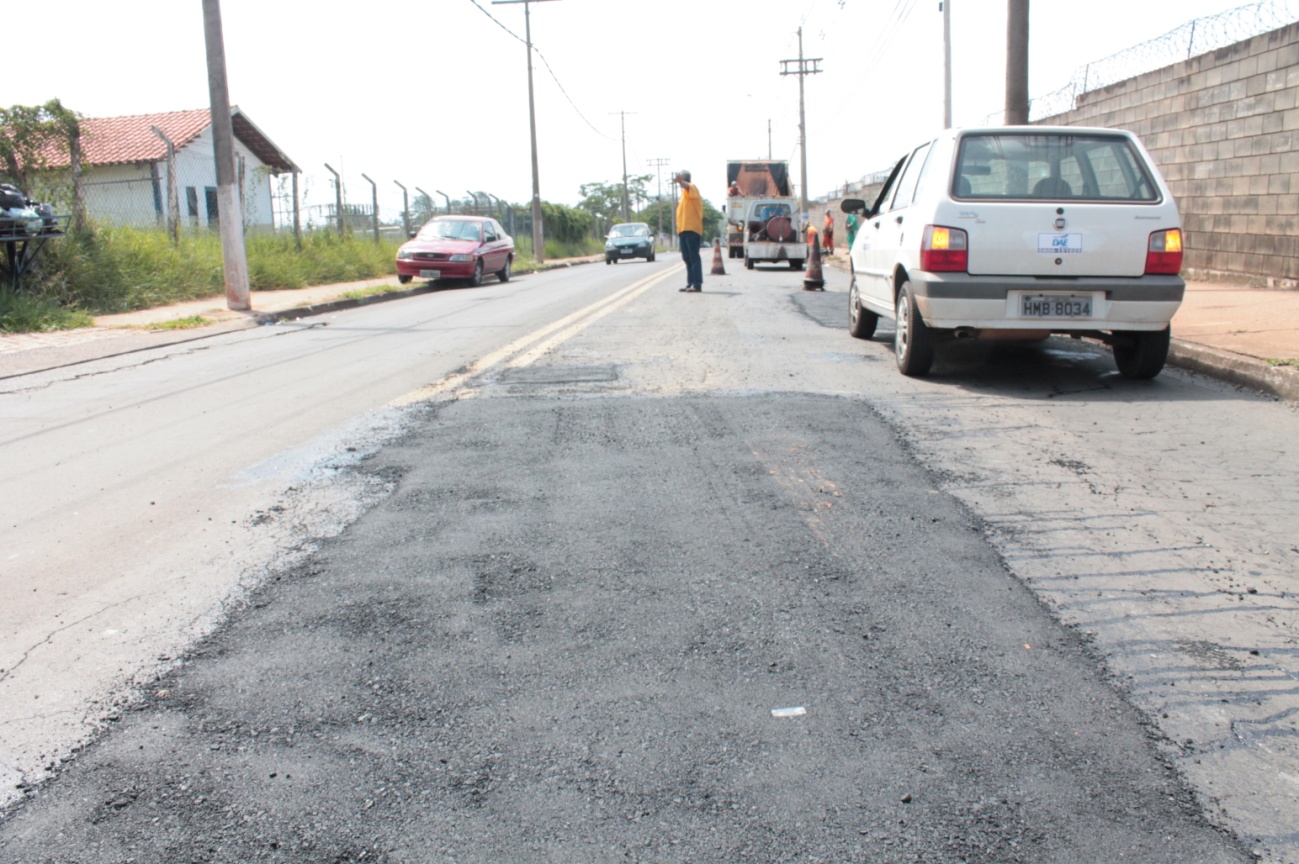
[579,176,654,225]
[339,283,407,300]
[134,315,212,331]
[0,289,93,333]
[1,226,400,332]
[1266,358,1299,368]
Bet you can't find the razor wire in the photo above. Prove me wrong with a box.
[989,0,1299,123]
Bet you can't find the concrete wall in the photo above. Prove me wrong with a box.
[1040,22,1299,287]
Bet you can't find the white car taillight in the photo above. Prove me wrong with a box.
[1145,228,1183,275]
[920,225,968,272]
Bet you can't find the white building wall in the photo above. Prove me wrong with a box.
[79,163,157,228]
[166,128,277,231]
[79,127,280,232]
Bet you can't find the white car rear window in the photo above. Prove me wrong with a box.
[954,133,1158,202]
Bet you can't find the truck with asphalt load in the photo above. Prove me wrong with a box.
[725,160,808,270]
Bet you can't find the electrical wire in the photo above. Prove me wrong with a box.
[465,0,525,44]
[463,0,614,141]
[534,47,617,140]
[809,0,919,136]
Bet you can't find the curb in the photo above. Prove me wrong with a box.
[1167,339,1299,402]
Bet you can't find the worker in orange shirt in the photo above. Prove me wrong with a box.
[822,210,835,255]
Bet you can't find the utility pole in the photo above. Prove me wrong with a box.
[1005,0,1029,124]
[201,0,250,310]
[493,0,559,264]
[768,119,773,160]
[611,110,636,223]
[780,27,822,222]
[942,0,953,128]
[649,156,670,239]
[648,156,670,240]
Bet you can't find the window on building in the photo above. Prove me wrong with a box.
[205,187,219,227]
[186,186,199,224]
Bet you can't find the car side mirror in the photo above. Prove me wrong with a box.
[408,231,418,239]
[840,198,866,214]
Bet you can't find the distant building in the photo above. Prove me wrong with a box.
[37,107,298,231]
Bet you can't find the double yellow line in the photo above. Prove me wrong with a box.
[390,263,682,406]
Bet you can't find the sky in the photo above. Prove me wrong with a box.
[3,0,1272,223]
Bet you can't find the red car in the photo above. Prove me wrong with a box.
[396,215,514,286]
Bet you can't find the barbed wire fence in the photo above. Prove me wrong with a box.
[1013,0,1299,123]
[818,0,1299,203]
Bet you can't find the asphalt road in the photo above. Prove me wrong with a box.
[3,256,1294,861]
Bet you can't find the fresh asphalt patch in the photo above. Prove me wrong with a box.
[0,393,1250,862]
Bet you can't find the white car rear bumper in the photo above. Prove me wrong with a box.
[908,273,1184,332]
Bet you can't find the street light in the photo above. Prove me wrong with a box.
[492,0,560,263]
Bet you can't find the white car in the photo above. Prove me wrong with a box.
[843,126,1185,378]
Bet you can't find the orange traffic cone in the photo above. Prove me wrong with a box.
[803,227,825,291]
[710,238,726,275]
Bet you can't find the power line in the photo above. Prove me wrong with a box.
[810,0,917,136]
[465,0,525,43]
[535,47,616,140]
[466,0,612,140]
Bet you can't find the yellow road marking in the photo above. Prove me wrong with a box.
[390,264,683,406]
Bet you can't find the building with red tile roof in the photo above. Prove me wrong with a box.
[30,107,297,231]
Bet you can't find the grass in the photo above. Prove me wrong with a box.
[1266,358,1299,368]
[3,226,607,334]
[338,283,407,300]
[3,225,401,333]
[0,290,94,333]
[131,315,213,331]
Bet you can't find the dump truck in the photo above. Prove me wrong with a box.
[725,159,808,270]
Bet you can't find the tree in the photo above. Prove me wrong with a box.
[411,192,436,227]
[635,197,726,242]
[0,100,82,192]
[579,174,653,225]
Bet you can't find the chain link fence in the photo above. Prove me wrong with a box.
[26,163,585,259]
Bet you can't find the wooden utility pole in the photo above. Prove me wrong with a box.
[1005,0,1030,124]
[780,27,822,222]
[493,0,560,264]
[201,0,250,310]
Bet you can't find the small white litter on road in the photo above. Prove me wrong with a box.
[771,706,806,718]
